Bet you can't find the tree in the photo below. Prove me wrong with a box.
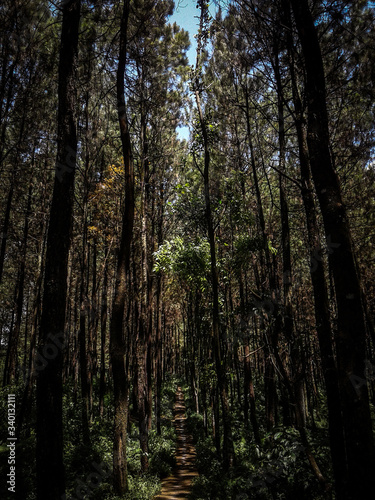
[192,0,235,470]
[290,0,375,497]
[110,0,134,494]
[284,2,347,494]
[36,1,81,499]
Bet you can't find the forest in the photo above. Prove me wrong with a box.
[0,0,375,499]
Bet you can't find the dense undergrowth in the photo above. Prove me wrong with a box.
[0,375,178,500]
[0,376,339,500]
[183,385,334,500]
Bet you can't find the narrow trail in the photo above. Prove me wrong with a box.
[154,387,198,500]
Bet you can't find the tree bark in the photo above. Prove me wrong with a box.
[194,1,235,470]
[290,1,375,497]
[110,0,134,494]
[0,178,14,285]
[36,1,81,498]
[3,183,32,385]
[99,245,109,418]
[17,211,47,437]
[285,6,348,492]
[155,180,164,435]
[244,86,280,432]
[136,102,151,472]
[79,197,91,444]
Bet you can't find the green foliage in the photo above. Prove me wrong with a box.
[154,236,210,291]
[88,474,160,500]
[149,429,176,477]
[61,376,180,500]
[268,239,278,255]
[234,234,264,269]
[167,172,209,235]
[122,474,161,500]
[185,402,333,500]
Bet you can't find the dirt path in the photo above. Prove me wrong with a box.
[154,387,198,500]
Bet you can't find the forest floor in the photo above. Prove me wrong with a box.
[153,387,198,499]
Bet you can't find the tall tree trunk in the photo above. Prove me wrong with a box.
[79,197,91,444]
[155,180,164,435]
[146,195,155,433]
[239,269,260,443]
[284,5,348,493]
[136,328,149,472]
[155,274,163,435]
[36,1,81,498]
[17,214,47,437]
[3,183,32,385]
[99,245,109,418]
[89,239,98,392]
[273,36,303,428]
[137,105,150,472]
[110,0,134,494]
[244,87,279,431]
[0,178,14,285]
[194,1,235,470]
[290,1,375,497]
[243,343,261,444]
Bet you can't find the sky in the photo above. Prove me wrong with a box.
[168,1,222,140]
[169,1,225,64]
[169,0,200,66]
[169,1,200,140]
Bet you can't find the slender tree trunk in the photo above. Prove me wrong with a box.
[285,6,348,492]
[194,2,235,470]
[146,199,155,433]
[136,331,149,472]
[136,107,150,472]
[79,199,91,444]
[3,183,32,385]
[36,1,81,498]
[0,179,14,285]
[244,88,279,432]
[290,1,375,497]
[273,37,303,429]
[99,246,108,418]
[17,217,46,437]
[110,0,134,493]
[239,270,260,443]
[244,343,261,444]
[155,274,163,435]
[89,240,97,410]
[155,181,164,435]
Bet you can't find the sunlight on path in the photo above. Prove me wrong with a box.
[154,387,198,499]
